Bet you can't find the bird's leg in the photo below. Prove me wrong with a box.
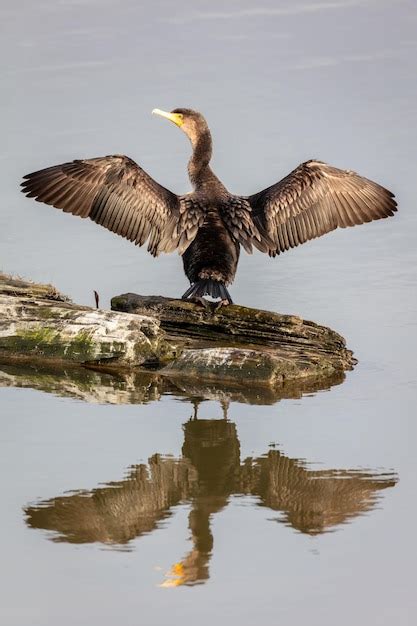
[191,399,200,420]
[220,399,230,420]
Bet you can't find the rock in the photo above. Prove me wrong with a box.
[112,293,356,383]
[0,272,356,387]
[163,347,313,384]
[0,273,70,302]
[0,273,176,367]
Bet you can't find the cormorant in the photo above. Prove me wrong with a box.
[21,108,397,306]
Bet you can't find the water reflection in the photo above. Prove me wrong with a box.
[25,414,397,587]
[0,362,345,406]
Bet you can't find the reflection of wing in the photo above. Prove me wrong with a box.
[246,160,397,256]
[24,415,398,590]
[243,451,397,534]
[25,455,197,544]
[21,155,204,255]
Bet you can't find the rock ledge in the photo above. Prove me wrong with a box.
[0,273,355,387]
[112,293,356,384]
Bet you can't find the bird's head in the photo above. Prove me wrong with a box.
[152,107,209,146]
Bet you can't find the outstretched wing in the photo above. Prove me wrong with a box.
[246,160,397,257]
[21,155,201,256]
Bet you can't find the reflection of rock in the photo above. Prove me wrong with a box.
[0,361,345,406]
[24,417,397,586]
[240,452,397,535]
[0,363,163,405]
[169,371,345,406]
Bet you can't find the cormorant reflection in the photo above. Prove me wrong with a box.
[25,410,397,587]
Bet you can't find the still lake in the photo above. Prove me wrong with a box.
[1,1,416,624]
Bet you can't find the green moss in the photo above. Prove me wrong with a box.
[110,296,125,310]
[16,327,59,346]
[36,306,54,319]
[157,339,181,364]
[218,304,300,326]
[63,330,95,360]
[0,327,96,362]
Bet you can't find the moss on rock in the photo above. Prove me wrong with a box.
[1,274,356,387]
[0,274,177,367]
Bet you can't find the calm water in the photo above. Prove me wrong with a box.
[1,0,416,624]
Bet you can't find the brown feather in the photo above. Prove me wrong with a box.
[247,160,397,255]
[21,155,202,256]
[21,112,398,302]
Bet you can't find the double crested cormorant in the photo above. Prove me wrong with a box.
[21,108,397,306]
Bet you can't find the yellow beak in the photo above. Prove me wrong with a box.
[152,108,184,127]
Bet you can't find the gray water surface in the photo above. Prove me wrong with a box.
[1,1,416,624]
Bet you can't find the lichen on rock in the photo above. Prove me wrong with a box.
[0,273,356,387]
[112,293,356,384]
[0,273,176,367]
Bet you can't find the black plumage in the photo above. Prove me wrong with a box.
[21,108,397,305]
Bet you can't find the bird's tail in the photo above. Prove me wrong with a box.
[182,279,233,305]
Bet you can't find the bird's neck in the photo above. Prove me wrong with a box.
[188,130,219,190]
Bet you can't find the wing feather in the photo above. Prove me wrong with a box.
[246,160,397,256]
[219,196,272,254]
[21,155,201,256]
